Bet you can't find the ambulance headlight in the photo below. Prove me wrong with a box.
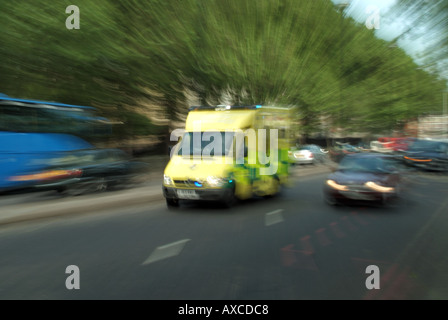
[163,174,173,186]
[207,176,227,187]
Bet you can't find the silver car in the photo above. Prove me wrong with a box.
[289,144,329,165]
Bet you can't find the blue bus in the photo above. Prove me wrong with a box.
[0,94,145,194]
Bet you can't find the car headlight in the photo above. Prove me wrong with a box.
[163,174,173,186]
[326,179,348,191]
[365,181,395,193]
[207,176,227,187]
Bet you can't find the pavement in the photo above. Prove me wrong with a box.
[0,160,332,226]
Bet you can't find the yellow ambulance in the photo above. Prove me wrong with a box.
[162,105,294,208]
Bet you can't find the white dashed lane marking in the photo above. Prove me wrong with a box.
[265,209,284,226]
[142,239,191,265]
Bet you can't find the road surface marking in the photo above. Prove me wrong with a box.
[351,211,369,226]
[300,235,314,253]
[393,197,448,266]
[142,239,190,265]
[265,209,284,226]
[330,221,346,238]
[315,228,331,246]
[281,244,296,266]
[340,215,358,232]
[280,244,317,270]
[380,266,414,300]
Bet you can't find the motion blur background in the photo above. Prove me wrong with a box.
[1,0,448,301]
[1,0,447,151]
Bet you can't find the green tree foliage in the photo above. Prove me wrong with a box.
[0,0,446,138]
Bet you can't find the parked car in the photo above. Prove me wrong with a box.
[0,95,131,195]
[49,148,150,195]
[379,137,414,152]
[288,144,328,165]
[370,137,414,154]
[328,142,361,163]
[370,140,395,153]
[1,137,149,195]
[323,153,403,206]
[402,138,448,172]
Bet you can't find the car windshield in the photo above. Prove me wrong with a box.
[338,156,396,173]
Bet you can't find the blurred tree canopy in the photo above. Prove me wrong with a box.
[387,0,448,79]
[0,0,446,138]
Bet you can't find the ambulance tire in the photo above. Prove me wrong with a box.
[263,177,280,199]
[166,198,180,209]
[222,187,237,208]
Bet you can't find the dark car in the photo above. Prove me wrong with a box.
[5,147,150,196]
[50,148,150,195]
[402,139,448,172]
[328,142,361,163]
[323,153,402,206]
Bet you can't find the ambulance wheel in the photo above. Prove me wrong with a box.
[222,188,237,208]
[166,198,179,209]
[263,177,280,198]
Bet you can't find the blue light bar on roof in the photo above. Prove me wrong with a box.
[188,105,262,111]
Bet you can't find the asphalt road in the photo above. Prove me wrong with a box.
[0,169,447,300]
